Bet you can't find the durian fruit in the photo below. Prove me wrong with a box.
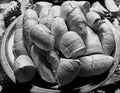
[31,1,52,16]
[60,1,78,20]
[83,26,103,55]
[76,1,90,15]
[86,11,101,30]
[13,28,28,57]
[56,58,81,86]
[39,6,54,29]
[51,5,61,18]
[60,1,90,17]
[30,45,56,83]
[60,1,86,23]
[97,22,115,55]
[86,11,115,55]
[60,31,86,58]
[104,0,119,13]
[78,54,114,77]
[14,55,36,82]
[23,9,38,22]
[23,9,38,53]
[90,1,108,16]
[60,1,87,41]
[30,24,54,51]
[46,50,60,75]
[66,7,87,41]
[51,17,68,50]
[13,15,28,57]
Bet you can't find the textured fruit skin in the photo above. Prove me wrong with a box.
[14,55,36,83]
[78,54,114,77]
[60,31,86,58]
[56,58,81,86]
[30,24,54,51]
[51,17,68,50]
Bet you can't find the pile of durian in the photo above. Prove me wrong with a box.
[5,0,120,89]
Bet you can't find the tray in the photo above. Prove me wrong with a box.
[1,15,120,93]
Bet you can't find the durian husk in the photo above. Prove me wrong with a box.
[30,24,54,51]
[78,54,114,77]
[14,55,36,83]
[51,17,68,50]
[86,11,101,30]
[31,1,52,16]
[97,22,115,55]
[56,58,81,86]
[60,31,86,58]
[83,26,103,56]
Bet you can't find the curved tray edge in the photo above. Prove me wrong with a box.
[0,15,22,83]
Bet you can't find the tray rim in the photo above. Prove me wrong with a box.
[0,15,20,83]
